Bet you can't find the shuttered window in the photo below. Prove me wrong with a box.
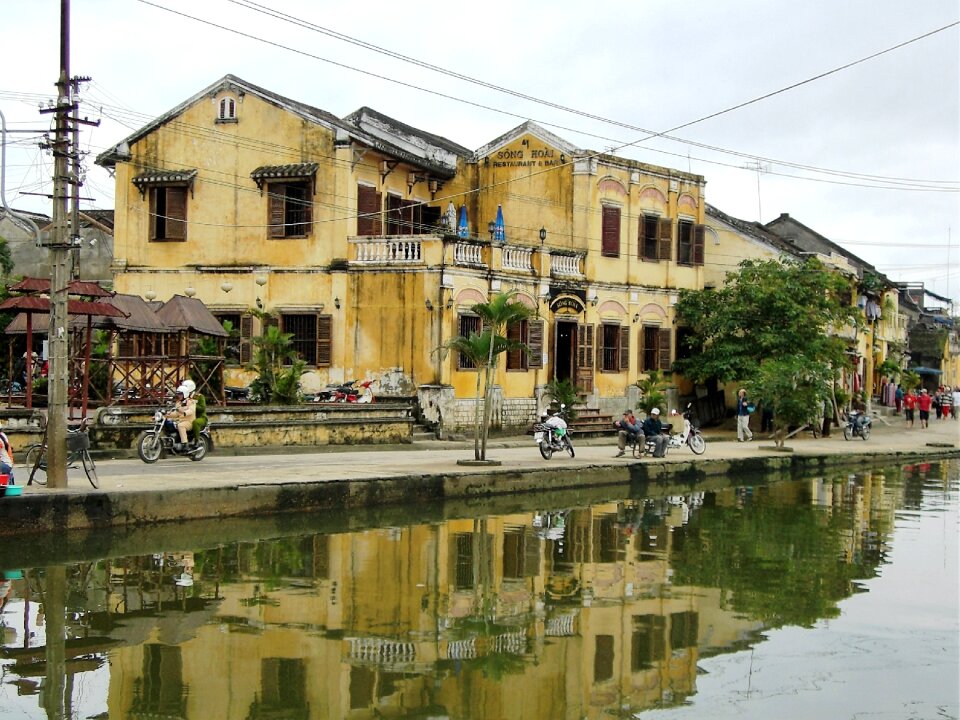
[267,181,312,238]
[279,313,332,367]
[506,318,545,371]
[386,195,425,235]
[357,184,382,236]
[640,214,660,261]
[601,206,620,257]
[149,187,188,241]
[214,313,242,365]
[506,319,528,371]
[457,314,481,370]
[658,328,672,372]
[642,325,660,371]
[692,223,705,265]
[599,324,628,372]
[678,219,701,265]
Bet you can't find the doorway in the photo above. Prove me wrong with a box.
[555,320,577,382]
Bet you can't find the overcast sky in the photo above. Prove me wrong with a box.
[2,0,958,302]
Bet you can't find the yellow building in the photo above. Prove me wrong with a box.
[97,75,792,431]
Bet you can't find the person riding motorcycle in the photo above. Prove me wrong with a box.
[166,384,196,451]
[540,408,568,436]
[179,379,208,445]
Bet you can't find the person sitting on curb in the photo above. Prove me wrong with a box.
[614,410,640,457]
[641,408,668,458]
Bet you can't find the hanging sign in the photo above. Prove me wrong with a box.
[550,295,585,314]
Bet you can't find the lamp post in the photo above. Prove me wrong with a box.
[488,220,496,240]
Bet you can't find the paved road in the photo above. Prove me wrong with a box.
[19,413,960,496]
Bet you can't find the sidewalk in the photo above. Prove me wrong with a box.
[1,414,957,538]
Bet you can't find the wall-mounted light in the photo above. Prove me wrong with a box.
[539,227,547,243]
[425,298,434,311]
[145,289,157,302]
[446,296,454,310]
[633,313,640,324]
[590,295,598,306]
[185,287,196,298]
[487,220,496,240]
[220,281,233,293]
[334,297,341,310]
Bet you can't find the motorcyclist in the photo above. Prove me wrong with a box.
[165,384,196,450]
[641,408,668,458]
[541,408,568,438]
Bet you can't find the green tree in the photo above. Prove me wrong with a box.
[435,291,530,461]
[749,356,833,447]
[543,378,580,421]
[900,368,921,392]
[248,323,305,405]
[0,236,13,277]
[674,258,860,440]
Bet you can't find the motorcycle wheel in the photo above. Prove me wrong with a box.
[539,441,554,460]
[843,425,853,441]
[137,431,163,463]
[189,435,211,461]
[861,425,871,440]
[688,432,706,455]
[563,436,575,458]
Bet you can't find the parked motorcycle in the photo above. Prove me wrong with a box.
[843,410,872,441]
[333,379,375,403]
[533,405,575,459]
[137,406,213,463]
[666,404,707,454]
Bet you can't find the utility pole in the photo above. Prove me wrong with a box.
[41,0,74,488]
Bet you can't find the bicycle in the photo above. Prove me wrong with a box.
[24,418,99,489]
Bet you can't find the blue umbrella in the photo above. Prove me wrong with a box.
[457,204,469,238]
[493,204,505,243]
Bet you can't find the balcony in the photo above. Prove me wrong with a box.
[454,240,485,267]
[502,245,534,272]
[351,236,424,264]
[550,252,585,279]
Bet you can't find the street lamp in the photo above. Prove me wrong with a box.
[488,220,496,240]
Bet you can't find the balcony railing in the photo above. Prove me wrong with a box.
[502,245,534,272]
[352,237,423,264]
[550,252,584,278]
[454,241,485,267]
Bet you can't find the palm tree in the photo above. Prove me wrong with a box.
[471,292,532,459]
[435,291,531,461]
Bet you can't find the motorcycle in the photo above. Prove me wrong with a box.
[137,406,213,463]
[533,405,575,460]
[666,404,707,454]
[843,410,872,441]
[333,379,375,403]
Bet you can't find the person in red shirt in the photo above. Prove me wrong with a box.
[917,388,933,428]
[903,389,917,428]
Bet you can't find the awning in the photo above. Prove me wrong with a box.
[250,162,319,190]
[132,169,197,195]
[910,366,943,376]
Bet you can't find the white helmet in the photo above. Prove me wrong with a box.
[176,384,190,396]
[180,380,196,397]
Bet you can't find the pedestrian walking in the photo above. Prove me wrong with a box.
[903,388,917,428]
[917,389,933,428]
[933,389,943,420]
[737,388,754,442]
[895,384,903,414]
[952,386,960,420]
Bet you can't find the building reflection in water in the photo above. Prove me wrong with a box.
[0,461,953,719]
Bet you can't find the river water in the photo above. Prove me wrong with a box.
[1,459,957,719]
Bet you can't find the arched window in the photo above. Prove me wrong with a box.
[218,97,236,121]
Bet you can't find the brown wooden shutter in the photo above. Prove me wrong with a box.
[148,189,158,240]
[357,185,382,236]
[316,315,332,367]
[619,326,630,372]
[239,313,253,365]
[268,185,285,238]
[302,182,313,233]
[527,319,543,369]
[658,328,672,372]
[693,223,705,265]
[596,325,605,370]
[166,188,187,240]
[506,321,523,370]
[601,206,620,256]
[576,324,595,392]
[658,217,672,261]
[264,314,279,330]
